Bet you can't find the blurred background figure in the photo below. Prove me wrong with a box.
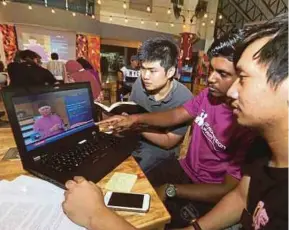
[47,52,66,84]
[7,50,56,87]
[65,60,101,101]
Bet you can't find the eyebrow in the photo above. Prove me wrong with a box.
[141,66,157,70]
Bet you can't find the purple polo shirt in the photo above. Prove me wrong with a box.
[179,88,255,184]
[33,115,64,139]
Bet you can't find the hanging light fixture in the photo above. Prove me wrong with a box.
[155,21,159,26]
[51,8,55,13]
[204,13,208,18]
[210,19,214,24]
[72,12,76,16]
[141,19,144,24]
[2,1,7,6]
[167,8,171,14]
[219,14,223,19]
[109,15,113,21]
[125,17,128,23]
[202,22,206,26]
[123,1,127,9]
[28,4,32,10]
[146,5,151,12]
[170,23,174,27]
[92,14,95,19]
[97,0,101,4]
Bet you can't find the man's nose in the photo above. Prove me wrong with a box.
[227,78,239,99]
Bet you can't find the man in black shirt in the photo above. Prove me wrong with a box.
[184,13,288,230]
[8,50,56,87]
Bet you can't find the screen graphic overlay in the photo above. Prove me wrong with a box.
[12,88,94,151]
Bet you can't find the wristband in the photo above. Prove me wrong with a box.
[190,219,202,230]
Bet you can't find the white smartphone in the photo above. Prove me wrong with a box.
[104,191,150,213]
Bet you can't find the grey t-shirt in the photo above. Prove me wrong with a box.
[129,77,193,171]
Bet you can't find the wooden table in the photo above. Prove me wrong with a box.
[0,127,171,230]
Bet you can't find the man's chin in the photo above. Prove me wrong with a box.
[208,90,223,97]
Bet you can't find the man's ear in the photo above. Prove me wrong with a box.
[166,66,176,79]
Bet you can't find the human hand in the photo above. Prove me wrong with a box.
[50,124,61,132]
[96,114,138,133]
[62,176,107,229]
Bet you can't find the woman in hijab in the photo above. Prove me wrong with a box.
[65,60,101,101]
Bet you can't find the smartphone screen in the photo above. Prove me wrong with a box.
[108,192,144,208]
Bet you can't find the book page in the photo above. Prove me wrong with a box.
[94,101,137,113]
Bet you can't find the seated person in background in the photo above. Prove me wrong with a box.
[33,102,64,140]
[117,55,140,100]
[129,37,193,173]
[46,52,66,83]
[0,60,9,87]
[97,29,257,228]
[7,50,56,87]
[65,60,101,101]
[77,57,103,101]
[61,14,288,230]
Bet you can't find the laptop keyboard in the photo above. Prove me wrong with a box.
[40,133,120,172]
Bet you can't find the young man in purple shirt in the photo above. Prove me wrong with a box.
[96,30,256,228]
[33,102,64,140]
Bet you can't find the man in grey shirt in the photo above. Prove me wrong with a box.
[129,37,193,173]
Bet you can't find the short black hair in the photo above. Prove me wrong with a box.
[234,13,288,88]
[138,36,178,71]
[51,52,59,60]
[207,29,245,62]
[77,57,94,70]
[20,50,41,62]
[38,101,49,109]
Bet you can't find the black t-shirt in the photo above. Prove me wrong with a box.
[241,157,288,230]
[8,62,56,87]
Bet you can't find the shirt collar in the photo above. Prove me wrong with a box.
[143,79,178,104]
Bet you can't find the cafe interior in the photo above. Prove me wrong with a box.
[0,0,288,229]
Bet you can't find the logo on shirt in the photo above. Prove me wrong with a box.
[252,201,269,230]
[195,110,226,151]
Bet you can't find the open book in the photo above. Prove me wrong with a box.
[94,101,147,115]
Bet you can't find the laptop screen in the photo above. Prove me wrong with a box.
[12,87,94,152]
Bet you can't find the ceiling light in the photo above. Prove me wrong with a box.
[170,23,174,27]
[204,13,208,18]
[155,21,159,26]
[2,1,7,6]
[125,17,128,23]
[146,5,151,12]
[167,8,171,14]
[97,0,101,4]
[28,4,32,10]
[92,14,95,19]
[109,16,113,21]
[202,22,206,26]
[51,9,55,13]
[123,2,127,9]
[72,12,76,16]
[219,14,223,19]
[141,19,144,24]
[210,19,214,24]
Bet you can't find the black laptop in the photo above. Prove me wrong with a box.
[1,83,137,188]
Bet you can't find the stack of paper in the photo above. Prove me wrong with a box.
[0,175,85,230]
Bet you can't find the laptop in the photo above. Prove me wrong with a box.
[2,83,138,188]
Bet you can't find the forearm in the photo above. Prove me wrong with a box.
[89,208,136,230]
[197,189,245,230]
[133,106,192,128]
[175,183,237,203]
[141,131,181,149]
